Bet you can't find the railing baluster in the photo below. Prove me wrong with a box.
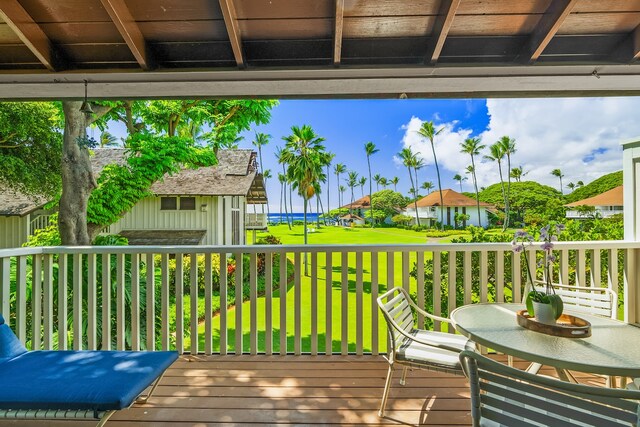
[416,251,425,326]
[311,251,318,356]
[264,252,273,356]
[234,251,243,354]
[370,250,379,356]
[433,251,441,332]
[608,249,618,320]
[341,251,348,355]
[591,249,601,287]
[116,253,125,350]
[101,253,111,350]
[355,251,363,356]
[87,253,97,350]
[512,250,521,303]
[402,251,409,293]
[190,252,198,355]
[131,253,140,351]
[160,253,169,351]
[325,251,333,355]
[447,251,456,333]
[145,253,155,351]
[624,248,637,323]
[496,250,504,303]
[249,252,257,355]
[463,251,472,305]
[58,254,68,350]
[219,253,228,355]
[560,249,570,285]
[43,254,53,349]
[72,253,83,350]
[576,249,586,287]
[204,253,213,355]
[175,253,184,354]
[32,254,42,350]
[479,250,488,303]
[15,256,27,344]
[294,251,301,356]
[279,250,287,355]
[0,257,10,318]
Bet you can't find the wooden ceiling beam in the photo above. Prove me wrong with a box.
[632,24,640,61]
[333,0,345,66]
[0,0,64,71]
[219,0,245,68]
[99,0,153,70]
[424,0,461,65]
[520,0,578,63]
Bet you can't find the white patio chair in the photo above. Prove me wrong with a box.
[460,350,640,427]
[376,287,475,417]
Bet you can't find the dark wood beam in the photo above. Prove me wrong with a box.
[0,0,63,71]
[99,0,153,70]
[632,24,640,61]
[219,0,244,68]
[520,0,578,63]
[424,0,461,65]
[333,0,344,65]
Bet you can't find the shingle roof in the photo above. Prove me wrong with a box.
[565,186,623,207]
[407,189,493,209]
[341,195,370,209]
[0,186,47,216]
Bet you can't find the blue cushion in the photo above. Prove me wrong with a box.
[0,350,178,411]
[0,315,27,362]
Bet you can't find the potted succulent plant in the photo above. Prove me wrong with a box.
[512,224,565,324]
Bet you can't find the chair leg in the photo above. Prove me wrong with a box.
[379,363,394,417]
[400,367,408,386]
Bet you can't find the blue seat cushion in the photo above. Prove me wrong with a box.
[0,350,178,411]
[0,314,27,362]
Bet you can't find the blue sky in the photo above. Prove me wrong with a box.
[106,97,640,212]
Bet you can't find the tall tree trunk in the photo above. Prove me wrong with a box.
[318,196,327,227]
[497,159,507,232]
[279,181,284,225]
[367,157,374,228]
[59,102,95,245]
[289,183,294,225]
[505,155,511,229]
[408,167,420,226]
[326,165,330,225]
[303,198,308,276]
[430,141,445,231]
[470,156,482,228]
[316,196,320,227]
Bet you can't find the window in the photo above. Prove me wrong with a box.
[180,197,196,210]
[160,197,177,210]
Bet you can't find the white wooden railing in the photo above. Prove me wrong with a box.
[245,213,268,229]
[29,214,52,235]
[0,241,638,356]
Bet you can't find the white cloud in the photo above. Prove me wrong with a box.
[400,98,640,192]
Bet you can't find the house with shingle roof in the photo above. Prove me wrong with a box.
[404,189,493,228]
[0,149,267,248]
[565,186,623,220]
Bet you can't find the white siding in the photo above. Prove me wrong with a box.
[405,206,490,228]
[108,196,220,245]
[0,216,29,249]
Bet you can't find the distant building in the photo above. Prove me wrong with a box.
[338,213,365,227]
[340,195,370,219]
[565,186,623,219]
[404,189,493,228]
[0,187,50,248]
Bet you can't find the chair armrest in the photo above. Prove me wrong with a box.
[386,316,463,353]
[408,297,453,325]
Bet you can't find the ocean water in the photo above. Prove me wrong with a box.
[268,213,320,224]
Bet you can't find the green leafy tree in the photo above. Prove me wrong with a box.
[479,181,563,225]
[371,190,408,220]
[564,171,622,204]
[551,168,565,195]
[99,131,119,148]
[460,137,486,227]
[364,140,379,227]
[398,147,420,226]
[392,214,413,226]
[0,102,62,198]
[417,121,445,229]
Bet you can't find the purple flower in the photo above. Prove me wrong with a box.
[556,224,566,232]
[541,242,554,251]
[514,231,528,238]
[511,243,524,253]
[547,254,557,263]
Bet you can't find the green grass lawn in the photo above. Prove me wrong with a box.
[188,224,470,354]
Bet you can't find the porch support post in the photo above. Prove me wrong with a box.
[622,138,640,324]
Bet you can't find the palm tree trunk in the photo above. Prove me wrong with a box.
[289,182,294,226]
[316,196,320,227]
[505,155,511,229]
[303,198,308,276]
[326,165,330,226]
[279,181,284,225]
[430,141,445,231]
[318,197,327,227]
[497,160,507,232]
[408,167,420,226]
[471,156,482,228]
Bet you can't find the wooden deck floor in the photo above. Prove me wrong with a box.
[2,355,604,427]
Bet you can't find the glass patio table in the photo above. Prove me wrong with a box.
[451,303,640,379]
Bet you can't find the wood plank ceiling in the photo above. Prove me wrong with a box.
[1,0,639,72]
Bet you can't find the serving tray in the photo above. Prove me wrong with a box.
[516,310,591,338]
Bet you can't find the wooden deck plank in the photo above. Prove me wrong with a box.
[0,355,605,427]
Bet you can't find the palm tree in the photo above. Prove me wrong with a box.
[417,121,445,229]
[551,168,565,195]
[421,181,434,194]
[99,131,118,148]
[325,152,335,223]
[278,172,287,225]
[576,180,584,188]
[391,176,399,192]
[338,185,347,210]
[281,125,327,274]
[460,137,486,227]
[275,146,292,229]
[373,173,382,192]
[359,176,367,198]
[398,148,420,226]
[484,142,507,231]
[334,163,346,207]
[253,133,272,216]
[347,171,359,214]
[497,136,516,229]
[364,141,379,227]
[412,155,425,198]
[379,177,388,189]
[567,182,576,192]
[510,166,527,183]
[453,173,467,192]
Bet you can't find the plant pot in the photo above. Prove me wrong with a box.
[533,301,556,325]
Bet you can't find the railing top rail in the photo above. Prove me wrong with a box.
[0,247,44,257]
